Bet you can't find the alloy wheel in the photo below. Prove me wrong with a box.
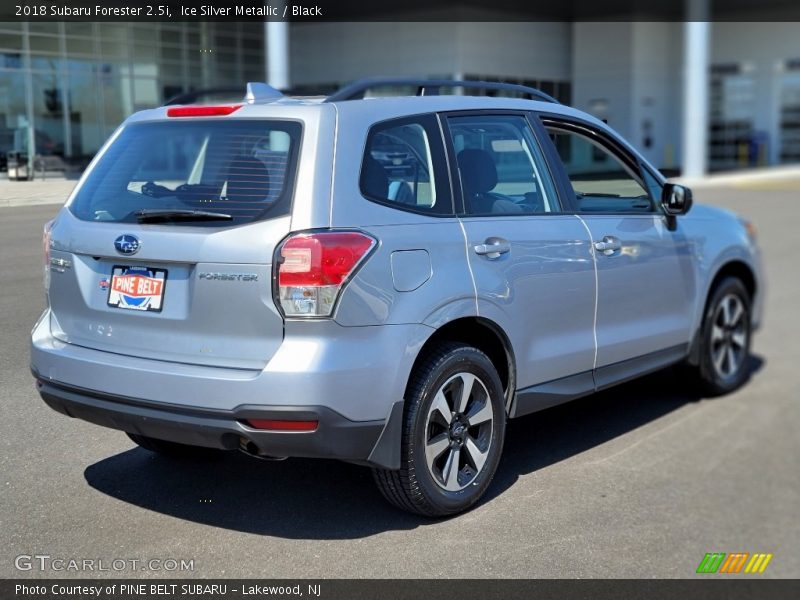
[710,293,748,380]
[423,372,494,492]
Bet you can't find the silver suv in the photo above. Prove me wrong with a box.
[31,79,764,516]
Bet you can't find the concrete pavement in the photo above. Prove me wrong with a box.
[0,178,78,208]
[0,186,798,579]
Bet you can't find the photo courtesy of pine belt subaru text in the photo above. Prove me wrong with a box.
[31,79,765,516]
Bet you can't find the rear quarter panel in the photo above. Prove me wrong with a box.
[329,103,477,328]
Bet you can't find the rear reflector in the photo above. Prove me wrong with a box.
[276,231,376,317]
[167,104,242,117]
[245,419,319,432]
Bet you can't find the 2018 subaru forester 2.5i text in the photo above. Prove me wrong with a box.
[31,79,764,516]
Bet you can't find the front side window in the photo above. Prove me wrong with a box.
[69,120,301,226]
[360,114,450,214]
[447,114,558,216]
[545,125,655,213]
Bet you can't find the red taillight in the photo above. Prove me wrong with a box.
[276,231,375,317]
[245,419,319,432]
[166,104,242,117]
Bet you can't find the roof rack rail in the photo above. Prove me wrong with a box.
[325,78,559,104]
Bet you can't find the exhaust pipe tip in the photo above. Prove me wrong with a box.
[239,437,288,461]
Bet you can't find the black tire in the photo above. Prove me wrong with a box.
[692,277,753,396]
[127,432,221,459]
[372,343,506,517]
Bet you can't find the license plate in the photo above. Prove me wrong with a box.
[107,265,167,312]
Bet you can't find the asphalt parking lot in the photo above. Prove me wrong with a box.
[1,185,798,579]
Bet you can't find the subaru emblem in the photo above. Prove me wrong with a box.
[114,234,140,255]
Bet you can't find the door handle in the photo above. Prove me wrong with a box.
[474,237,511,258]
[594,235,622,256]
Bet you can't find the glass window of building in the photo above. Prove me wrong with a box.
[0,22,264,171]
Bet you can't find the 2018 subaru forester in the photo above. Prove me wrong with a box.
[31,79,764,516]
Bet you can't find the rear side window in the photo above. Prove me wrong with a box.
[69,120,302,225]
[360,114,451,215]
[447,114,559,215]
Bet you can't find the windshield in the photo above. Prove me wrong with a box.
[69,119,302,226]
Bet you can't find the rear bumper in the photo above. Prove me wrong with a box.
[31,309,428,469]
[34,376,395,466]
[31,310,430,420]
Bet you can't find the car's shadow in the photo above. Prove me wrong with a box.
[85,356,764,539]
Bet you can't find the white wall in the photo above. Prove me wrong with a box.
[289,20,800,168]
[572,22,683,169]
[571,22,634,132]
[630,22,683,169]
[454,22,571,81]
[290,21,571,86]
[290,22,461,85]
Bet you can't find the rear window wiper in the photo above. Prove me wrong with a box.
[133,209,233,223]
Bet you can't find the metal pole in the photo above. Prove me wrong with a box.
[59,22,73,161]
[22,22,36,180]
[681,0,711,177]
[265,16,290,90]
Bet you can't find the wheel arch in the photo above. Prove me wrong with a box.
[688,259,757,365]
[411,316,516,413]
[709,260,757,303]
[367,316,516,471]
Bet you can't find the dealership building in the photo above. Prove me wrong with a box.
[0,21,266,169]
[1,15,799,174]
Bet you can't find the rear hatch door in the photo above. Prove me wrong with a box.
[46,116,303,370]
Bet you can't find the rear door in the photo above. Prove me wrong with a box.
[442,112,597,402]
[46,117,304,370]
[539,117,696,379]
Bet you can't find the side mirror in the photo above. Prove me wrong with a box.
[661,183,692,216]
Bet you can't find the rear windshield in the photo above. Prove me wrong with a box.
[69,119,302,226]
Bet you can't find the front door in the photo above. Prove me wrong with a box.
[541,118,696,383]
